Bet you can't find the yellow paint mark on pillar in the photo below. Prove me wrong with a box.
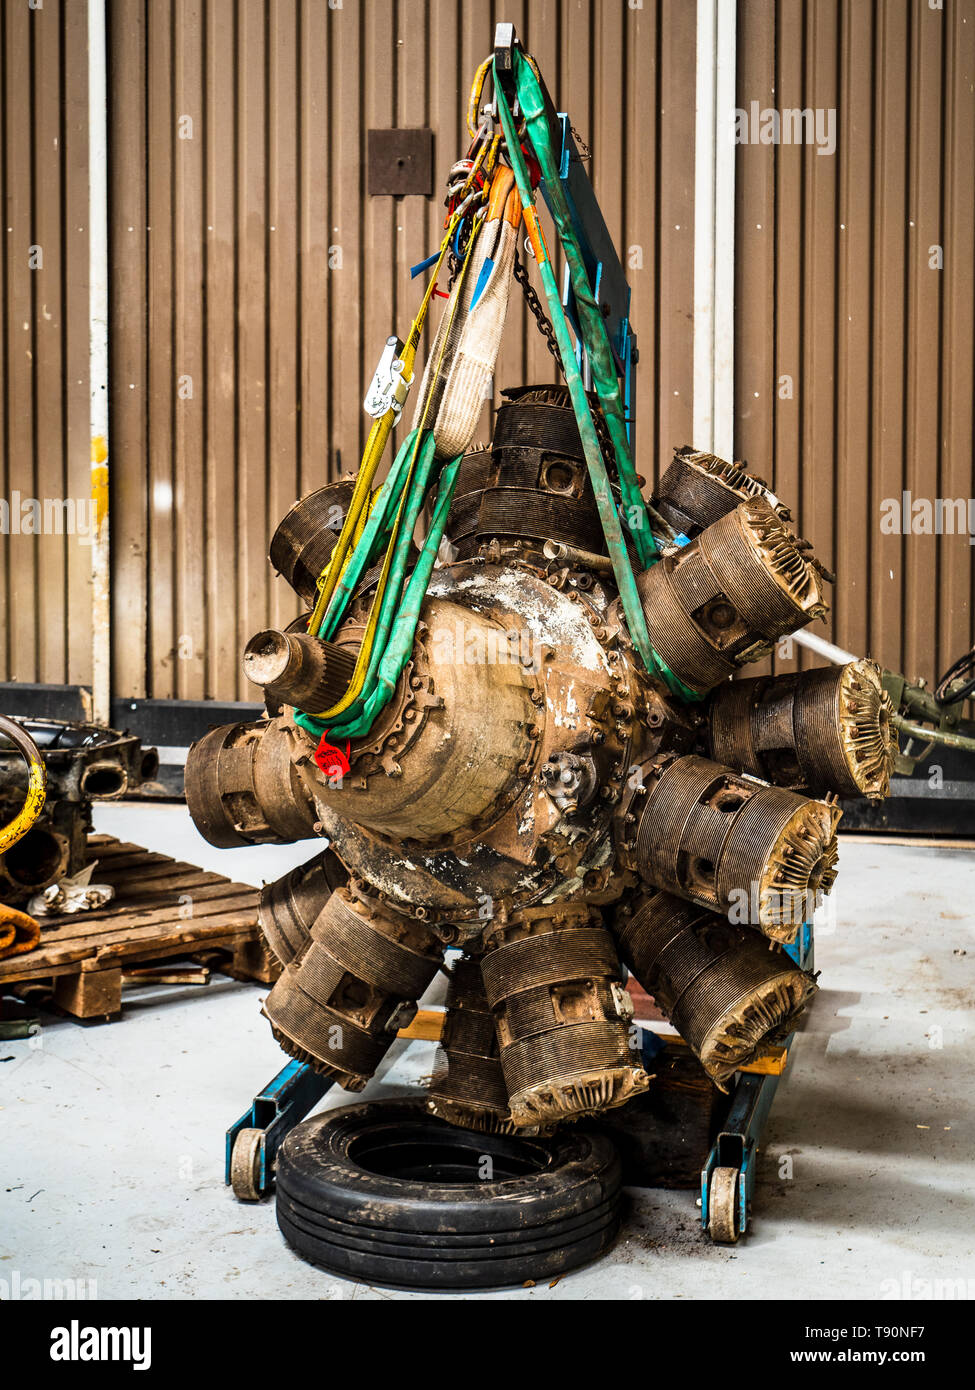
[91,436,109,529]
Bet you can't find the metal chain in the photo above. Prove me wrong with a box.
[570,125,591,160]
[513,248,564,375]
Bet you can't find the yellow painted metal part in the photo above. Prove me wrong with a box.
[738,1046,788,1077]
[397,1007,445,1043]
[639,1030,789,1078]
[395,1011,789,1074]
[0,716,47,856]
[91,435,109,528]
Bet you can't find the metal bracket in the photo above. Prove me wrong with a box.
[366,128,434,197]
[225,1058,333,1200]
[364,336,414,420]
[699,919,813,1239]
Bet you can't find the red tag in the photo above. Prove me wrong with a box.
[314,732,351,780]
[521,143,542,188]
[432,282,450,299]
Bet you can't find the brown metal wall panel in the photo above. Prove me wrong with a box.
[7,1,968,710]
[941,0,975,690]
[102,0,696,701]
[63,0,94,688]
[872,0,910,679]
[0,1,90,689]
[735,0,974,693]
[173,0,207,699]
[108,0,149,701]
[203,0,239,698]
[655,0,697,475]
[733,0,776,681]
[2,2,36,684]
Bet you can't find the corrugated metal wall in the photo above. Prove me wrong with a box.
[0,0,91,689]
[107,0,696,702]
[2,0,971,707]
[735,0,975,687]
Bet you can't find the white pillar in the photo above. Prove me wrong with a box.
[88,0,110,724]
[693,0,736,461]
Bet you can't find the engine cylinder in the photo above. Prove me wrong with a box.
[614,888,817,1086]
[480,903,648,1128]
[184,717,317,845]
[258,849,349,965]
[651,446,790,538]
[427,955,517,1133]
[634,498,829,695]
[706,659,893,800]
[184,718,319,848]
[622,753,841,942]
[269,480,354,606]
[262,885,443,1089]
[446,386,626,560]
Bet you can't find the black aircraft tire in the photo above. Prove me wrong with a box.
[274,1097,623,1289]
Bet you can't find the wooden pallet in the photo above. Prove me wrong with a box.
[0,834,276,1020]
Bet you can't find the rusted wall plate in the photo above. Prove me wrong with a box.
[367,128,434,196]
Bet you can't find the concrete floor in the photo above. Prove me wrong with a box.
[1,801,973,1301]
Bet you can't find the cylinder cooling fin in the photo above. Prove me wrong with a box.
[651,446,792,539]
[480,903,647,1128]
[614,887,817,1086]
[707,659,894,800]
[258,850,349,966]
[269,480,355,606]
[621,753,841,942]
[634,498,830,696]
[262,885,443,1089]
[427,955,521,1134]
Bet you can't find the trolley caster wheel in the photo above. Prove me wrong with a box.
[707,1166,741,1244]
[230,1128,266,1202]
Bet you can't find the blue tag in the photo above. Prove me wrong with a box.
[468,258,494,312]
[409,251,440,280]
